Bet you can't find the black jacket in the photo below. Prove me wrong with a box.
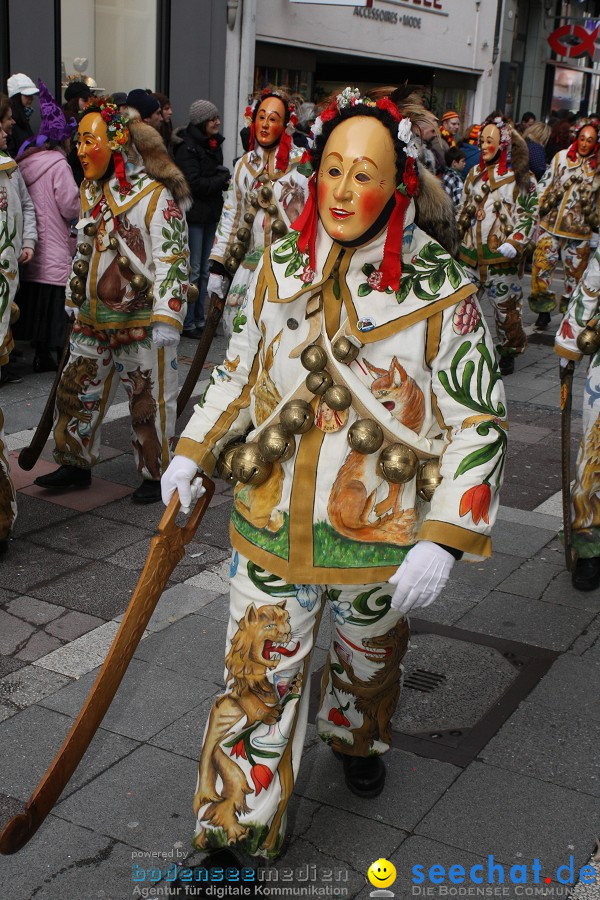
[172,125,228,225]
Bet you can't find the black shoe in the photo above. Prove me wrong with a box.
[499,356,515,376]
[34,465,91,490]
[0,366,23,385]
[572,556,600,592]
[334,751,386,798]
[535,312,551,329]
[172,848,253,896]
[182,328,203,340]
[131,479,162,504]
[33,353,58,373]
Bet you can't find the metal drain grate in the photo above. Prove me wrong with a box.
[404,669,447,693]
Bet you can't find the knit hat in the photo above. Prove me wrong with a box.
[111,92,128,107]
[17,80,76,156]
[467,124,481,145]
[64,81,93,103]
[442,110,459,122]
[189,99,219,126]
[126,89,160,120]
[7,73,38,98]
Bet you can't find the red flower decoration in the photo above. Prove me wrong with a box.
[459,483,491,526]
[328,707,351,728]
[403,157,419,197]
[320,101,339,124]
[250,764,274,795]
[375,97,401,122]
[560,319,574,339]
[168,298,182,312]
[164,200,183,222]
[230,739,246,760]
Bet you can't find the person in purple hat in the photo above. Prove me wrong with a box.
[15,80,79,372]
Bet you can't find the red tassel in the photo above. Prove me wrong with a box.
[378,189,410,293]
[566,140,578,162]
[249,121,255,152]
[113,152,131,195]
[497,146,508,176]
[275,130,292,172]
[479,150,485,172]
[292,173,318,272]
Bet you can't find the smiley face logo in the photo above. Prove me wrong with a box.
[368,858,397,889]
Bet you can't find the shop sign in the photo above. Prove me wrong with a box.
[289,0,373,5]
[548,23,599,59]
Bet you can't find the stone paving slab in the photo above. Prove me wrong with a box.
[495,556,564,600]
[489,519,558,558]
[149,691,219,760]
[0,540,86,591]
[15,630,63,663]
[94,453,142,487]
[416,761,599,876]
[106,536,229,582]
[134,614,228,685]
[521,653,600,723]
[451,552,524,595]
[44,609,105,641]
[7,450,57,489]
[0,607,36,655]
[27,513,151,561]
[20,477,133,511]
[0,655,26,678]
[0,704,139,807]
[480,701,600,796]
[455,590,596,650]
[35,621,121,678]
[27,559,146,620]
[185,559,231,595]
[0,664,71,714]
[541,570,600,611]
[8,491,80,537]
[4,595,65,625]
[115,582,222,633]
[41,658,214,742]
[269,835,368,897]
[295,739,459,833]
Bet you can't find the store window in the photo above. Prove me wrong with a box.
[60,0,157,99]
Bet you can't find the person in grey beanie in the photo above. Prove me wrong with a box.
[172,99,229,336]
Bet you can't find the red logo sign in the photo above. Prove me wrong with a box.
[548,23,599,58]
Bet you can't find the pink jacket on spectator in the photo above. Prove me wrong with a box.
[17,148,79,286]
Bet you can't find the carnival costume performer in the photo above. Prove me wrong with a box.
[0,120,36,551]
[530,120,600,329]
[555,249,600,591]
[34,97,191,504]
[457,113,538,376]
[207,88,310,336]
[161,87,507,865]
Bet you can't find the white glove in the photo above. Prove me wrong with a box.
[589,233,599,250]
[152,322,180,348]
[207,273,229,299]
[388,541,455,615]
[498,242,517,259]
[161,455,205,513]
[65,305,78,320]
[559,356,571,369]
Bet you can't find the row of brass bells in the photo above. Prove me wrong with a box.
[216,442,244,484]
[377,443,419,483]
[78,242,93,256]
[258,424,295,462]
[577,322,600,355]
[279,398,314,434]
[348,419,384,454]
[231,444,273,486]
[73,259,89,278]
[301,345,352,410]
[332,336,360,364]
[306,370,332,396]
[83,222,98,237]
[70,276,86,294]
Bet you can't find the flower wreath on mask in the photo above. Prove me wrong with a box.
[293,87,419,293]
[80,97,131,194]
[244,89,298,172]
[479,114,512,176]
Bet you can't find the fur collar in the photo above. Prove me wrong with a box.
[125,108,191,211]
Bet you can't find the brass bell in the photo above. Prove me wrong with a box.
[231,444,272,486]
[117,255,130,272]
[332,336,360,364]
[493,200,502,212]
[225,256,240,275]
[230,242,246,260]
[244,212,255,225]
[70,276,86,294]
[499,213,508,224]
[348,419,384,455]
[145,290,154,304]
[108,236,119,251]
[482,183,490,193]
[258,424,295,462]
[78,242,93,256]
[266,203,278,217]
[306,370,333,396]
[271,218,287,236]
[258,172,270,185]
[260,185,273,202]
[236,227,251,244]
[279,399,314,434]
[247,191,258,207]
[83,222,98,236]
[377,443,419,483]
[466,204,476,217]
[71,291,86,306]
[540,203,549,216]
[474,194,483,203]
[577,324,600,355]
[130,274,148,292]
[73,259,89,277]
[416,458,442,501]
[323,384,352,411]
[187,283,199,303]
[301,345,328,372]
[216,442,244,484]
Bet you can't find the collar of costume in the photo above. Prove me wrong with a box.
[263,205,476,343]
[473,160,515,190]
[0,151,17,174]
[243,141,304,180]
[566,140,598,170]
[79,160,159,218]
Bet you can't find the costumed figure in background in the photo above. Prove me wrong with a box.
[34,97,191,504]
[555,249,600,591]
[207,87,310,336]
[161,87,507,869]
[530,120,600,330]
[0,117,37,550]
[457,113,538,376]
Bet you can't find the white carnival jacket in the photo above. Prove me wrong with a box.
[538,148,600,242]
[179,206,508,585]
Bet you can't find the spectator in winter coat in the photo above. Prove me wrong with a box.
[441,146,466,207]
[152,92,174,151]
[459,124,481,180]
[523,122,550,181]
[6,73,38,158]
[15,81,79,372]
[172,99,230,336]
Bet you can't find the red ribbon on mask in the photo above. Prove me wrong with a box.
[113,152,131,195]
[292,173,318,272]
[275,130,292,172]
[378,189,410,293]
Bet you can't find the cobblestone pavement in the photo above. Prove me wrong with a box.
[0,283,599,900]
